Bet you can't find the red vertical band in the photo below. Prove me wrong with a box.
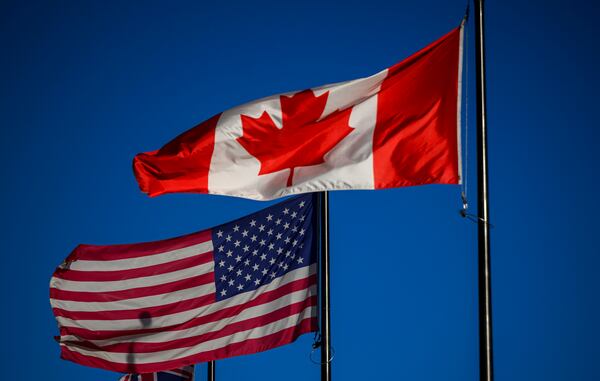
[373,28,461,188]
[133,113,221,197]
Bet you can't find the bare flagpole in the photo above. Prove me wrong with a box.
[207,361,215,381]
[474,1,494,380]
[319,192,331,381]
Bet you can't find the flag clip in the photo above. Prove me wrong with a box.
[459,191,469,218]
[459,192,495,228]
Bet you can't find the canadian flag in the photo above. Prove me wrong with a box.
[134,26,464,200]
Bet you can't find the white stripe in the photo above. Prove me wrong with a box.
[61,285,316,346]
[50,282,216,313]
[65,241,213,272]
[61,307,315,364]
[51,262,213,292]
[56,264,315,331]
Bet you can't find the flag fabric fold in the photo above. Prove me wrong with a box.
[133,26,464,200]
[119,365,194,381]
[50,194,318,373]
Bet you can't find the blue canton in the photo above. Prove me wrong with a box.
[211,194,316,301]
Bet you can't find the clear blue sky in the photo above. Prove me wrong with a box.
[1,0,598,380]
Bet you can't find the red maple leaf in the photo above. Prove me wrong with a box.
[238,90,353,187]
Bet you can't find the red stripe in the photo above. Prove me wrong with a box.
[59,275,316,340]
[133,113,220,197]
[62,296,316,353]
[60,317,317,373]
[51,272,215,303]
[373,27,460,188]
[55,229,212,264]
[53,251,213,282]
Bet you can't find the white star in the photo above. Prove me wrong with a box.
[226,234,232,242]
[262,268,268,275]
[291,226,298,232]
[297,257,304,264]
[226,250,233,257]
[227,265,234,272]
[252,249,259,256]
[277,247,283,254]
[260,253,267,261]
[242,230,249,237]
[278,261,284,268]
[218,245,224,252]
[299,228,305,236]
[269,258,276,265]
[276,233,282,240]
[275,218,282,225]
[233,225,240,232]
[299,201,305,208]
[283,222,290,229]
[270,271,277,278]
[235,255,242,262]
[237,284,244,291]
[266,214,273,221]
[285,250,291,257]
[250,219,257,227]
[259,239,266,246]
[283,264,289,271]
[284,237,291,244]
[244,274,251,281]
[254,278,261,285]
[283,208,289,215]
[250,235,257,242]
[243,245,250,252]
[299,215,305,222]
[236,269,243,276]
[258,224,265,232]
[217,230,224,238]
[291,211,297,218]
[299,243,304,249]
[268,243,275,250]
[220,275,227,281]
[244,259,250,266]
[228,279,235,286]
[220,289,227,296]
[234,240,241,247]
[252,264,259,271]
[219,260,225,267]
[267,228,274,236]
[292,240,298,246]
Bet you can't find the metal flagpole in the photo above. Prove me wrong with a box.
[207,361,215,381]
[319,191,331,381]
[473,1,494,381]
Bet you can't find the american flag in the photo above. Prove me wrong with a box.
[119,365,194,381]
[50,194,318,373]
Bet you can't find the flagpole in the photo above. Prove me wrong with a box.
[319,191,331,381]
[207,361,215,381]
[474,1,494,381]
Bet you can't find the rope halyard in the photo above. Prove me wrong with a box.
[458,4,494,229]
[460,3,472,221]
